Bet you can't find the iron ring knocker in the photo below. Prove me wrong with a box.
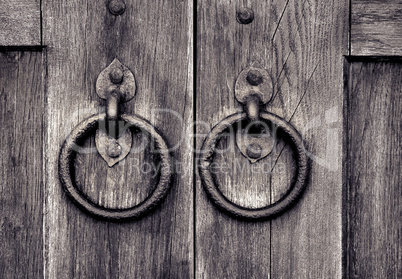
[198,63,310,220]
[58,59,173,221]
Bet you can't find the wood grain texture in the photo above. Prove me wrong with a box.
[0,0,41,46]
[197,0,348,278]
[196,1,274,277]
[269,1,348,278]
[0,51,44,278]
[345,61,402,279]
[43,0,193,278]
[351,1,402,56]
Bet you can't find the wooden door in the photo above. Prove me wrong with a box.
[0,0,400,278]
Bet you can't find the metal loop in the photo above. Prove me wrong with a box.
[59,113,173,221]
[244,94,261,121]
[198,112,309,220]
[106,90,121,122]
[106,90,121,138]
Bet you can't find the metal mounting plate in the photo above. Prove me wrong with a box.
[234,62,272,104]
[95,58,136,102]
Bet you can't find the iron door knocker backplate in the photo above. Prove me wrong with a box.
[58,59,173,221]
[198,62,310,220]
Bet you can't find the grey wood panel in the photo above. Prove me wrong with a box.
[197,0,348,278]
[196,1,275,277]
[0,51,44,278]
[43,0,193,278]
[269,0,348,278]
[345,61,401,278]
[0,0,41,46]
[351,1,402,56]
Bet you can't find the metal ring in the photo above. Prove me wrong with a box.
[59,113,172,221]
[199,112,309,220]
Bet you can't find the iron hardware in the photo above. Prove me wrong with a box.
[108,0,126,15]
[198,63,310,220]
[58,59,173,221]
[236,7,254,24]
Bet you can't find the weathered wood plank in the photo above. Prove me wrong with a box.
[0,0,41,46]
[345,61,402,278]
[269,0,348,278]
[0,51,44,278]
[43,0,193,278]
[197,0,348,277]
[196,1,275,277]
[351,1,402,56]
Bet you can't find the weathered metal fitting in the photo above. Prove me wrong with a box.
[105,90,122,139]
[59,59,173,221]
[106,89,121,121]
[246,143,263,159]
[199,112,309,220]
[234,62,274,162]
[108,0,126,16]
[235,62,272,105]
[198,61,309,220]
[236,7,254,24]
[96,58,136,102]
[245,94,261,121]
[59,113,173,220]
[246,69,264,86]
[96,124,132,167]
[236,120,277,163]
[109,67,124,84]
[95,59,136,164]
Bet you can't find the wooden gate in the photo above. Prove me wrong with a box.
[0,0,400,278]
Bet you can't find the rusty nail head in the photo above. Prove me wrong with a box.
[246,70,264,86]
[109,68,124,84]
[246,143,263,159]
[108,0,126,15]
[107,141,122,158]
[236,8,254,24]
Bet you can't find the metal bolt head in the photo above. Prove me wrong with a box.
[246,70,263,86]
[246,143,263,159]
[108,0,126,16]
[236,8,254,24]
[107,141,122,158]
[109,68,124,84]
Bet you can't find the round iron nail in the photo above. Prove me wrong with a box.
[246,143,263,159]
[108,0,126,16]
[108,141,122,158]
[109,68,124,84]
[236,8,254,24]
[246,70,264,86]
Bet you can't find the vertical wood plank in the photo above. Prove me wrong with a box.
[43,0,193,278]
[196,0,277,277]
[0,0,41,46]
[0,51,44,278]
[269,0,348,277]
[345,61,401,278]
[197,0,348,277]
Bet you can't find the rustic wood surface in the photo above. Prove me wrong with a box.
[43,0,193,278]
[0,0,41,46]
[268,1,348,278]
[345,61,402,278]
[0,51,44,278]
[351,1,402,56]
[3,1,401,278]
[196,0,347,278]
[197,1,273,277]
